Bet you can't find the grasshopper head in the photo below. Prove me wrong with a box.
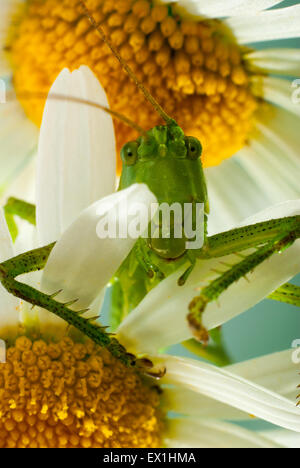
[119,121,207,207]
[120,121,202,167]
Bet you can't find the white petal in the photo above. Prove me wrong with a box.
[0,98,37,193]
[237,143,299,205]
[118,200,300,353]
[226,5,300,43]
[1,157,37,255]
[252,77,300,119]
[234,105,300,209]
[165,0,284,18]
[155,355,300,432]
[206,103,300,235]
[257,105,300,166]
[41,184,157,311]
[245,49,300,76]
[36,66,116,246]
[254,121,300,184]
[163,350,298,421]
[163,386,247,421]
[205,159,272,235]
[164,418,281,448]
[229,350,299,401]
[0,209,20,328]
[2,156,36,206]
[238,199,300,224]
[260,429,300,448]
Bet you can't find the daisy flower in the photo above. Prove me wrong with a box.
[1,0,300,231]
[1,268,300,449]
[0,65,300,448]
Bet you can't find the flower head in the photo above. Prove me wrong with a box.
[0,65,300,447]
[0,335,163,448]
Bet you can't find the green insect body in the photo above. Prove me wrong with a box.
[119,121,209,260]
[119,123,208,209]
[110,122,210,327]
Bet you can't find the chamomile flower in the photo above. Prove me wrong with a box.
[1,263,300,449]
[0,64,162,448]
[1,0,300,230]
[0,74,299,449]
[0,64,299,448]
[2,217,300,449]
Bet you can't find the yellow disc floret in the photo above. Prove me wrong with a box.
[0,335,163,448]
[7,0,258,171]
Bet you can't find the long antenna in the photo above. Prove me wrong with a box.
[9,91,146,135]
[79,0,174,125]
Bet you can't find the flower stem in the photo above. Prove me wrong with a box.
[182,338,231,367]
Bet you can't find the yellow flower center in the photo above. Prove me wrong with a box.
[7,0,258,171]
[0,335,163,448]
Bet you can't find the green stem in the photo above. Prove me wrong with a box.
[4,197,36,225]
[182,338,231,367]
[4,197,36,242]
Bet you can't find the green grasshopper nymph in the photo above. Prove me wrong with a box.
[119,122,209,260]
[0,1,300,352]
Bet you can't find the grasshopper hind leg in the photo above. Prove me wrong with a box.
[269,283,300,307]
[189,216,300,342]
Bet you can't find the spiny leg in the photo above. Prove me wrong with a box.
[134,237,165,280]
[268,283,300,307]
[178,251,197,286]
[189,223,300,341]
[199,215,300,259]
[0,245,136,368]
[0,243,54,277]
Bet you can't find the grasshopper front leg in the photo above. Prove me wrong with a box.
[189,216,300,340]
[133,238,165,280]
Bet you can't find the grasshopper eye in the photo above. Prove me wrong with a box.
[121,141,139,165]
[185,137,202,160]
